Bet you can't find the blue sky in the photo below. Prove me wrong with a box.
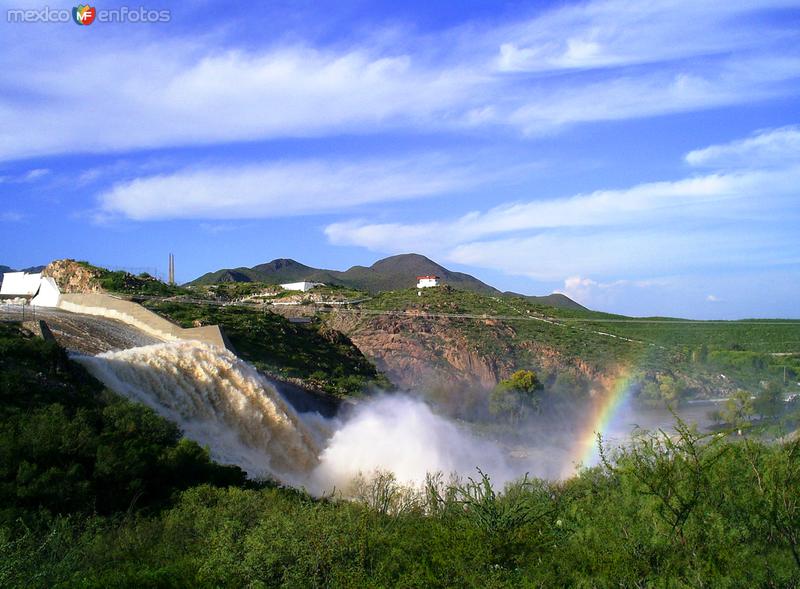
[1,0,799,318]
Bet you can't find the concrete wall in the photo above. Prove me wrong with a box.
[0,272,42,296]
[58,293,230,350]
[31,277,61,307]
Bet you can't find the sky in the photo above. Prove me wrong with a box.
[1,0,799,319]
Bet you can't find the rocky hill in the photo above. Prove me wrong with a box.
[318,287,800,405]
[42,259,104,293]
[190,253,584,309]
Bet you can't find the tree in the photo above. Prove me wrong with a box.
[722,389,754,431]
[638,374,684,407]
[754,381,783,421]
[489,370,543,424]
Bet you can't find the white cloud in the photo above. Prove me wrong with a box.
[492,0,791,72]
[706,294,722,302]
[0,211,24,222]
[685,126,800,169]
[97,156,490,220]
[500,61,800,134]
[325,127,800,281]
[326,165,800,256]
[557,276,601,305]
[0,40,480,161]
[0,2,798,159]
[555,275,668,308]
[445,227,795,281]
[198,222,249,234]
[20,168,49,182]
[0,168,51,184]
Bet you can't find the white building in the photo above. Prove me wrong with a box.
[416,275,441,288]
[279,281,324,292]
[0,271,61,307]
[0,272,43,297]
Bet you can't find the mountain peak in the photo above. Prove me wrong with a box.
[188,253,583,309]
[253,258,308,271]
[370,253,445,273]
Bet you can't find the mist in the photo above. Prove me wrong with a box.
[310,395,518,493]
[76,341,713,494]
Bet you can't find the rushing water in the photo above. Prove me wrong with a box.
[76,340,529,492]
[77,340,717,493]
[77,341,321,484]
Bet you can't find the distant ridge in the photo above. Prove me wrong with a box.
[0,264,46,287]
[190,253,585,310]
[504,291,587,311]
[0,265,46,274]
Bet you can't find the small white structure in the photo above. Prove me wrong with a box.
[31,277,61,307]
[0,272,43,297]
[1,271,61,307]
[416,275,441,288]
[279,281,324,292]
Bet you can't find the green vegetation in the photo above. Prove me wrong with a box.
[191,253,505,296]
[142,300,390,396]
[489,369,544,424]
[187,281,367,303]
[363,287,642,371]
[75,261,189,297]
[361,287,800,403]
[2,322,800,586]
[0,322,246,527]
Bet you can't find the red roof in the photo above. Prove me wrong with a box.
[416,275,440,280]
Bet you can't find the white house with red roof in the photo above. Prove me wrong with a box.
[416,275,441,288]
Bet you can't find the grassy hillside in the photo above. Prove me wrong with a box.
[505,291,587,310]
[142,300,391,396]
[192,253,531,299]
[352,287,800,401]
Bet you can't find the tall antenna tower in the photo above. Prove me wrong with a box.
[168,253,175,285]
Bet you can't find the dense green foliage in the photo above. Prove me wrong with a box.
[489,369,544,424]
[3,428,800,587]
[142,301,390,396]
[2,322,800,586]
[0,322,246,527]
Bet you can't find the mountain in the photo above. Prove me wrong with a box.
[0,265,45,274]
[190,253,583,309]
[504,291,587,311]
[192,253,499,294]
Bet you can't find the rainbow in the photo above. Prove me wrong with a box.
[561,368,638,478]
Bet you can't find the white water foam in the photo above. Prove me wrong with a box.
[77,341,320,483]
[78,341,523,493]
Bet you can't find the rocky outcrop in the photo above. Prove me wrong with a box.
[43,259,103,294]
[324,310,625,395]
[327,313,536,390]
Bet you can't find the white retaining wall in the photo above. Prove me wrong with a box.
[58,293,229,350]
